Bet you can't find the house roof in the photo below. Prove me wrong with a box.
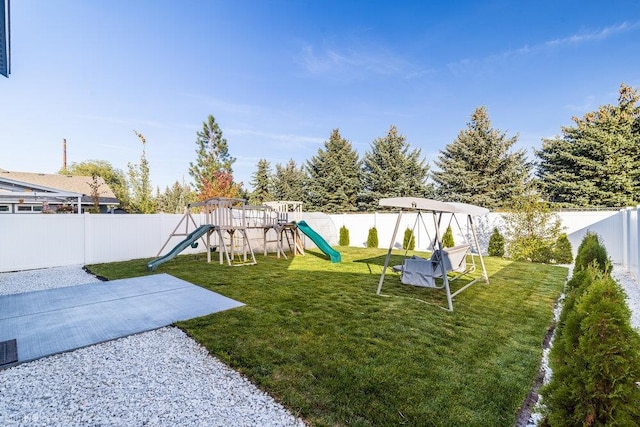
[0,169,117,199]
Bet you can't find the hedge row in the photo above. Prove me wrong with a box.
[541,232,640,426]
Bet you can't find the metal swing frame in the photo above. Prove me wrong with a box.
[376,197,490,312]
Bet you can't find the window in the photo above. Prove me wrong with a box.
[0,205,10,213]
[16,205,41,213]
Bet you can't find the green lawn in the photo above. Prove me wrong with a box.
[87,246,566,427]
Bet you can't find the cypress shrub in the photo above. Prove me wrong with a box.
[339,226,350,246]
[367,227,379,248]
[553,233,573,264]
[576,231,600,255]
[543,272,640,426]
[403,228,415,250]
[574,232,610,273]
[488,227,505,257]
[442,226,455,248]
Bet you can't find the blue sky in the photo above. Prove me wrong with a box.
[2,0,639,192]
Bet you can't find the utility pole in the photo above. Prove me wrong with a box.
[62,138,67,172]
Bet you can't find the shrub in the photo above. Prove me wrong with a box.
[553,233,573,264]
[530,244,553,264]
[576,231,599,255]
[442,226,455,248]
[403,228,415,250]
[339,226,350,246]
[552,268,598,360]
[574,232,610,273]
[503,194,562,263]
[488,227,505,257]
[366,227,379,248]
[510,235,554,263]
[543,271,640,426]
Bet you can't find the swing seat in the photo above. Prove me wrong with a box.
[400,257,438,287]
[396,244,471,288]
[430,244,471,277]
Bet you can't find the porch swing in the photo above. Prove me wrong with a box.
[377,197,490,311]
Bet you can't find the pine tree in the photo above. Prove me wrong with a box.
[272,159,307,202]
[128,130,155,213]
[306,129,362,213]
[432,106,530,209]
[188,115,239,201]
[536,83,640,207]
[360,125,432,211]
[249,159,272,205]
[156,180,196,213]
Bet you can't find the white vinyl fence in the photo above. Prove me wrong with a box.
[1,208,638,279]
[328,208,639,279]
[0,212,338,273]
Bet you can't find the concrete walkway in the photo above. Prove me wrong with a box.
[0,274,243,367]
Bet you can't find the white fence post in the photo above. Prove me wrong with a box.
[622,208,629,270]
[629,205,640,278]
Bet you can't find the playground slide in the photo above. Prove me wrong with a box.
[296,220,341,263]
[147,225,214,271]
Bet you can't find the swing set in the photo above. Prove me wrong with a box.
[376,197,490,311]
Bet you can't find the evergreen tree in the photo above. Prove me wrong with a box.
[553,233,573,264]
[156,180,196,213]
[403,228,415,250]
[306,129,362,213]
[544,270,640,426]
[488,227,505,257]
[433,106,530,209]
[249,159,272,205]
[61,160,130,211]
[339,226,350,246]
[536,83,640,207]
[360,125,432,210]
[272,159,307,202]
[367,227,379,248]
[128,131,155,213]
[442,226,455,248]
[188,115,239,201]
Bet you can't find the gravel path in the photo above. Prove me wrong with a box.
[0,266,306,427]
[3,264,639,427]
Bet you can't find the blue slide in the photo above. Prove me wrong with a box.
[147,225,214,271]
[296,220,341,263]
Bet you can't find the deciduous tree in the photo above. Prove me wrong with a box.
[502,191,562,263]
[127,131,155,213]
[60,160,130,211]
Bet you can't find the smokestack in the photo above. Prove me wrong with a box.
[62,138,67,171]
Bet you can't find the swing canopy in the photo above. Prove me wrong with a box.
[376,197,490,311]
